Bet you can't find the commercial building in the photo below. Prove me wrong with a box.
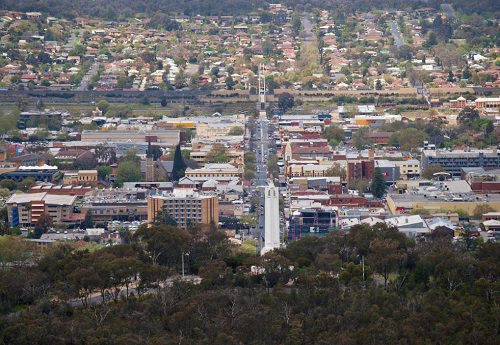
[80,129,181,147]
[63,170,98,185]
[189,149,244,167]
[18,110,64,130]
[395,159,421,179]
[0,165,61,183]
[374,160,400,185]
[346,159,375,186]
[288,208,338,241]
[185,163,243,180]
[29,182,92,196]
[474,97,500,110]
[147,189,219,229]
[195,122,244,137]
[421,149,500,178]
[80,188,149,222]
[387,179,500,215]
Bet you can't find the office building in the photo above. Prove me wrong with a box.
[421,149,500,177]
[288,208,338,241]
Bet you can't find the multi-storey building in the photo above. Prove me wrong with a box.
[80,188,149,222]
[6,192,78,228]
[147,189,219,229]
[189,150,244,167]
[185,163,243,179]
[288,208,338,241]
[346,159,375,186]
[80,129,181,147]
[395,159,421,179]
[18,110,63,130]
[421,149,500,177]
[63,170,98,185]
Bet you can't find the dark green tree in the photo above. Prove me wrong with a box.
[225,75,235,90]
[462,66,472,79]
[81,210,93,230]
[116,161,141,185]
[97,165,112,180]
[153,210,177,226]
[457,107,480,126]
[33,212,53,239]
[447,71,455,82]
[422,163,445,179]
[370,168,387,199]
[278,92,295,113]
[172,144,186,181]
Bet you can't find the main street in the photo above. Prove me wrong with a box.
[252,116,270,252]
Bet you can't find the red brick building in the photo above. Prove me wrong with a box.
[346,160,375,186]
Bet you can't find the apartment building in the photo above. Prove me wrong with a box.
[147,189,219,229]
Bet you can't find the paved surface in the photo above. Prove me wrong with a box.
[69,275,201,307]
[301,14,314,42]
[77,61,100,91]
[441,4,456,20]
[254,119,270,253]
[390,21,405,48]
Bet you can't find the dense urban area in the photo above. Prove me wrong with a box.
[0,1,499,344]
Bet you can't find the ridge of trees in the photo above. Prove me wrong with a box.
[0,222,498,343]
[2,0,498,20]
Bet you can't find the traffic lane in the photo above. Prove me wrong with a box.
[390,20,404,48]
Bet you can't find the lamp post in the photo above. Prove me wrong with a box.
[181,252,189,279]
[362,255,365,281]
[358,254,365,281]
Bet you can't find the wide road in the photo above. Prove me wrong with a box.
[246,114,271,253]
[256,119,270,252]
[441,4,456,20]
[301,14,314,42]
[390,20,405,48]
[69,275,202,307]
[77,61,100,91]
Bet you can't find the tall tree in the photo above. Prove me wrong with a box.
[81,210,93,230]
[278,92,295,113]
[172,144,186,181]
[371,168,387,199]
[34,212,53,239]
[422,163,445,179]
[458,107,480,126]
[116,161,141,185]
[205,143,229,163]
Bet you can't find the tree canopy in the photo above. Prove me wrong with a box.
[0,221,499,343]
[116,161,141,185]
[370,167,387,199]
[172,144,186,181]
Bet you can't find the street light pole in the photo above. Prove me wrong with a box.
[181,252,185,279]
[362,255,365,281]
